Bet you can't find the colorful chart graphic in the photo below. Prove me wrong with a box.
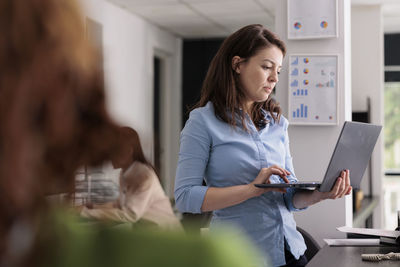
[293,89,308,96]
[289,55,337,124]
[292,104,308,118]
[315,79,334,88]
[290,80,298,87]
[320,21,328,29]
[294,22,302,30]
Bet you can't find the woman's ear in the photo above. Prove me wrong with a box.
[232,56,242,74]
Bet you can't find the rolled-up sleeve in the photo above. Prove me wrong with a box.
[174,110,210,214]
[282,120,307,212]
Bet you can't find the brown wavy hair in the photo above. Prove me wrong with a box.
[194,24,286,129]
[119,127,150,166]
[116,127,158,191]
[0,0,119,263]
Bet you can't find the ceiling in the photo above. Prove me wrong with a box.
[108,0,400,38]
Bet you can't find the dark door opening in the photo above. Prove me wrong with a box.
[181,38,224,126]
[153,56,161,178]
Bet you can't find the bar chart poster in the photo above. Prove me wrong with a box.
[288,55,338,125]
[287,0,337,39]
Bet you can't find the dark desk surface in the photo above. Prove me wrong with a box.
[307,245,400,267]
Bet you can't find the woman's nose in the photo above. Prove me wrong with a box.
[268,71,278,83]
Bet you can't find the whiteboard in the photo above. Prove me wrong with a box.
[287,0,338,39]
[288,55,338,125]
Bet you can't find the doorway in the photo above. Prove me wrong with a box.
[153,56,162,178]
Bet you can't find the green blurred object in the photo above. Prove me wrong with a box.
[384,82,400,170]
[37,210,264,267]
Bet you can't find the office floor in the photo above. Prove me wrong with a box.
[383,175,400,230]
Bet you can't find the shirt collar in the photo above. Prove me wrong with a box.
[227,106,275,128]
[261,109,275,126]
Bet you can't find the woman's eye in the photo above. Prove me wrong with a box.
[262,65,272,70]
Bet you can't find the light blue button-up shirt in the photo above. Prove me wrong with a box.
[175,102,306,267]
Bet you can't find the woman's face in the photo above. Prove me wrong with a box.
[234,45,283,111]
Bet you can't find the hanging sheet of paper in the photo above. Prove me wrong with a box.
[288,55,338,125]
[288,0,338,39]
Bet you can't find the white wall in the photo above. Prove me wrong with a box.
[351,4,384,228]
[275,0,353,246]
[80,0,182,197]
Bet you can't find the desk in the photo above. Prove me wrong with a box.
[307,245,400,267]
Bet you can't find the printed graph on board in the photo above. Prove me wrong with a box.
[288,55,337,125]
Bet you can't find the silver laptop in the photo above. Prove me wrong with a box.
[255,121,382,192]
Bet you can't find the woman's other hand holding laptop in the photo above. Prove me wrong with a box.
[316,169,352,200]
[293,170,352,209]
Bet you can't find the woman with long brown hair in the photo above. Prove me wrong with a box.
[81,126,182,230]
[175,24,352,267]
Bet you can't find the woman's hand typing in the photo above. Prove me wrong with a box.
[201,165,290,212]
[249,165,291,197]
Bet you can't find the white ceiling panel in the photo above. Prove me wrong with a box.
[113,0,179,6]
[182,0,235,3]
[169,24,230,38]
[190,1,263,16]
[214,12,274,32]
[256,0,275,9]
[123,3,196,19]
[383,4,400,17]
[107,0,400,38]
[255,0,275,15]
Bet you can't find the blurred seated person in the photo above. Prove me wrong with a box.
[0,0,264,266]
[81,127,182,230]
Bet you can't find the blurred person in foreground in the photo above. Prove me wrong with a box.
[81,126,182,230]
[0,0,263,266]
